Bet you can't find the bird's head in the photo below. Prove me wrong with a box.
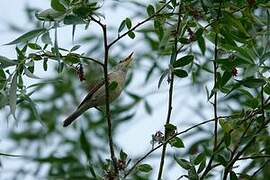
[113,52,133,72]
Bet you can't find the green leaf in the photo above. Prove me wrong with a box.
[193,153,205,165]
[24,67,40,79]
[5,28,47,45]
[63,15,85,25]
[195,28,204,38]
[9,73,17,118]
[28,43,41,50]
[125,18,132,29]
[147,5,155,16]
[22,94,43,125]
[43,58,48,71]
[179,38,190,44]
[51,0,66,12]
[0,69,6,90]
[171,0,177,7]
[216,155,227,166]
[118,20,126,33]
[41,32,52,45]
[158,69,169,88]
[80,129,91,160]
[264,84,270,95]
[197,36,206,55]
[237,77,266,88]
[197,159,206,174]
[0,152,24,158]
[219,118,233,133]
[70,45,81,52]
[169,137,184,148]
[63,53,80,64]
[220,71,232,87]
[0,55,17,68]
[174,156,191,170]
[128,31,135,39]
[230,171,238,180]
[89,163,97,178]
[137,164,152,173]
[120,150,128,161]
[188,166,199,179]
[144,100,152,115]
[72,3,98,18]
[165,123,177,132]
[126,91,141,102]
[173,55,194,67]
[224,12,249,36]
[173,69,188,78]
[37,8,65,21]
[224,133,231,147]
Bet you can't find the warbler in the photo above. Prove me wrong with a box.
[63,53,133,127]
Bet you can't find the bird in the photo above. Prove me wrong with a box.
[63,52,133,127]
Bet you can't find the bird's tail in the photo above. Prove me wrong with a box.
[63,109,83,127]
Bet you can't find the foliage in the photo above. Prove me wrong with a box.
[0,0,270,179]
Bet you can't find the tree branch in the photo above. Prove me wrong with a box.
[201,1,223,178]
[90,16,118,176]
[157,3,182,179]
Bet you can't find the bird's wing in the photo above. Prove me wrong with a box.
[77,78,106,109]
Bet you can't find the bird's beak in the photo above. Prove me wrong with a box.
[122,52,133,66]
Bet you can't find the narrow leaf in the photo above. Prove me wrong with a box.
[41,31,52,45]
[137,164,152,172]
[158,69,169,88]
[51,0,66,12]
[173,69,188,78]
[118,20,126,33]
[5,28,46,45]
[237,77,266,88]
[173,55,194,67]
[9,73,17,118]
[147,5,155,16]
[125,18,132,29]
[128,31,135,39]
[0,55,17,68]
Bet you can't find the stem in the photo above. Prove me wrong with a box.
[157,3,182,179]
[108,0,172,48]
[213,1,222,150]
[261,86,265,121]
[200,2,223,179]
[91,17,118,176]
[157,73,174,180]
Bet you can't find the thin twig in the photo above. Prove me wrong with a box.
[251,160,270,178]
[238,155,270,160]
[157,3,182,180]
[213,0,222,151]
[261,86,265,121]
[39,53,104,66]
[201,2,223,179]
[108,0,172,48]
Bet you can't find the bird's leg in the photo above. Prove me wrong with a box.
[94,106,103,112]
